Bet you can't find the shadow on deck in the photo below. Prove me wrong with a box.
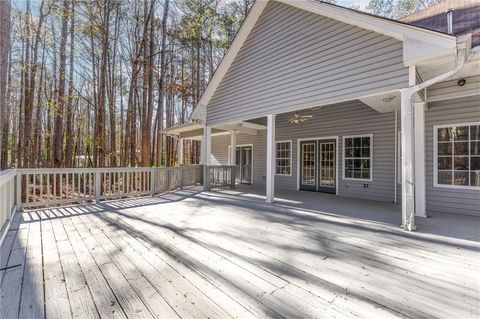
[1,186,479,318]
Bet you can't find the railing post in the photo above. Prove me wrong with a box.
[179,167,184,189]
[16,171,22,212]
[150,168,155,196]
[230,166,236,189]
[95,171,101,203]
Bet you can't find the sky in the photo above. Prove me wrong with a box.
[337,0,371,10]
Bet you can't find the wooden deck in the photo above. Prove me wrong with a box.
[1,186,479,319]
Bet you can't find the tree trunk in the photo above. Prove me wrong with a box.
[0,0,11,169]
[52,0,70,168]
[64,1,75,167]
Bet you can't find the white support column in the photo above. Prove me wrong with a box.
[178,138,184,165]
[203,126,212,190]
[401,89,416,231]
[414,102,427,218]
[229,130,237,166]
[266,114,276,203]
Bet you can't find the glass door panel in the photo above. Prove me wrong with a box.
[235,146,252,184]
[318,140,336,194]
[241,147,252,184]
[300,141,316,191]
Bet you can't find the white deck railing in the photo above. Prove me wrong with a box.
[15,165,204,209]
[0,164,237,243]
[206,165,236,189]
[0,169,17,244]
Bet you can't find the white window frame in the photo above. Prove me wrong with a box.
[342,134,373,182]
[275,140,292,176]
[433,122,480,190]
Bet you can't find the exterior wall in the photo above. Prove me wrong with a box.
[425,95,480,216]
[212,100,399,203]
[206,1,408,126]
[210,96,480,216]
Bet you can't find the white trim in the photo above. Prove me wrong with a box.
[228,143,254,185]
[296,136,339,195]
[342,134,374,182]
[275,140,292,176]
[433,122,480,190]
[266,114,276,203]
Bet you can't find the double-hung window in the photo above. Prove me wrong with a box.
[435,123,480,188]
[276,141,292,175]
[343,134,373,181]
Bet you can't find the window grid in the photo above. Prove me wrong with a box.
[276,141,291,176]
[343,135,372,181]
[436,124,480,188]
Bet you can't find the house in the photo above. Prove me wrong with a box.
[163,0,480,230]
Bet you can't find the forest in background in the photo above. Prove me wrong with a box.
[0,0,442,169]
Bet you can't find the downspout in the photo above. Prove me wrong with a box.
[394,110,397,204]
[401,43,470,231]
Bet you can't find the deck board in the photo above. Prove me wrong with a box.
[0,186,479,319]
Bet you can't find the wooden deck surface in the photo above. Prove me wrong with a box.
[1,186,479,319]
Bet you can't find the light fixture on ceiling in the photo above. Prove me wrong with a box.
[457,78,466,86]
[289,112,313,124]
[382,95,396,103]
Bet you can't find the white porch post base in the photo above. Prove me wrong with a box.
[414,102,427,218]
[401,90,416,231]
[266,114,276,203]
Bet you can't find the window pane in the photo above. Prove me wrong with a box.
[345,147,353,157]
[454,157,469,170]
[361,159,370,169]
[361,147,370,157]
[345,159,353,169]
[454,142,469,155]
[353,148,361,157]
[438,157,452,170]
[438,127,452,141]
[354,138,361,147]
[437,143,452,155]
[353,170,362,179]
[361,137,370,147]
[471,156,480,170]
[470,172,480,186]
[454,126,469,140]
[471,141,480,155]
[453,171,469,186]
[354,159,361,169]
[471,125,480,140]
[438,171,452,185]
[345,138,352,147]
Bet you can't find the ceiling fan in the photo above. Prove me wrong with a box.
[289,111,313,124]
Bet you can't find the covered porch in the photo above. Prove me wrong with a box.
[1,186,479,318]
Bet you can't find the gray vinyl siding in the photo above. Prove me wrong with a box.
[206,1,408,126]
[212,100,399,203]
[210,96,480,216]
[425,95,480,216]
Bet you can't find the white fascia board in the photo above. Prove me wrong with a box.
[403,37,456,67]
[277,0,457,49]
